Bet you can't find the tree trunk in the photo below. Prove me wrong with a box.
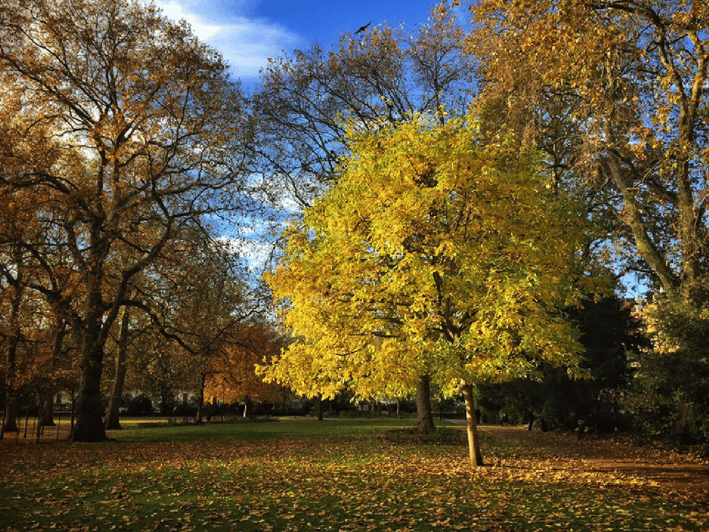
[42,308,67,429]
[3,271,22,435]
[416,374,435,436]
[69,336,108,442]
[317,394,324,421]
[196,372,206,424]
[2,399,19,434]
[41,394,56,427]
[36,399,45,442]
[462,382,484,466]
[105,308,131,430]
[69,253,117,442]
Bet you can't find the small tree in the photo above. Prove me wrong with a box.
[263,113,601,465]
[204,321,289,411]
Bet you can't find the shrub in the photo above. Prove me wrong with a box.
[125,394,154,416]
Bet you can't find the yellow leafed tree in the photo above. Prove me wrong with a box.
[263,113,602,465]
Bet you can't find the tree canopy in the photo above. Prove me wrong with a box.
[470,0,709,300]
[263,113,603,464]
[467,0,709,448]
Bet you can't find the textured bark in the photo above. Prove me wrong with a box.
[462,383,484,466]
[105,308,131,430]
[70,344,108,442]
[70,302,109,442]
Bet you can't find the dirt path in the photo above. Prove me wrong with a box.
[477,424,709,500]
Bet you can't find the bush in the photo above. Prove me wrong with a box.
[172,403,198,417]
[125,394,154,416]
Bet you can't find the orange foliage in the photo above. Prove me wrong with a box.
[204,322,289,405]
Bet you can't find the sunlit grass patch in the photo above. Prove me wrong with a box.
[109,416,431,442]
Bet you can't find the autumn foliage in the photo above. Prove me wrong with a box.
[263,113,604,464]
[0,0,252,441]
[204,322,289,407]
[2,421,708,531]
[2,0,709,453]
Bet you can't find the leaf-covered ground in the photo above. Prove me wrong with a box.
[1,419,708,531]
[479,425,709,497]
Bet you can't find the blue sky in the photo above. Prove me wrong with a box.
[146,1,450,276]
[144,0,439,274]
[149,0,437,85]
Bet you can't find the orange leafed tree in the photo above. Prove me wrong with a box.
[205,322,289,408]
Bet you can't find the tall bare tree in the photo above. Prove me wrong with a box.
[253,1,476,209]
[0,0,253,441]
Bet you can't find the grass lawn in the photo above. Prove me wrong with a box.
[1,417,706,531]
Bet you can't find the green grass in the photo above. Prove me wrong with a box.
[1,418,706,531]
[110,416,430,442]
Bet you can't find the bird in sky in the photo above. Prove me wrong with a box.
[355,21,371,34]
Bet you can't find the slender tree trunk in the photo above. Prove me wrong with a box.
[105,308,131,430]
[36,400,45,442]
[416,374,435,436]
[462,382,484,466]
[2,399,18,434]
[196,372,206,424]
[70,390,77,432]
[42,309,67,429]
[3,272,22,434]
[317,394,324,421]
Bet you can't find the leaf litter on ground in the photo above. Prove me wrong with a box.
[1,420,708,531]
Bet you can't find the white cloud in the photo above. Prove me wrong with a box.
[150,1,303,81]
[208,19,302,79]
[154,1,222,40]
